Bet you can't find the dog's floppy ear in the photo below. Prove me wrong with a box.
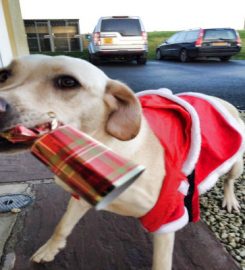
[104,80,141,141]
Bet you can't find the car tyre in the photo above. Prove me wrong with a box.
[220,56,231,62]
[156,49,163,60]
[137,56,147,65]
[179,49,189,63]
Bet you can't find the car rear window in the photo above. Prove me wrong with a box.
[203,29,236,40]
[101,19,141,36]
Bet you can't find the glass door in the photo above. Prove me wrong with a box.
[36,21,52,52]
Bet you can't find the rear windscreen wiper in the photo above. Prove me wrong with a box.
[218,38,233,41]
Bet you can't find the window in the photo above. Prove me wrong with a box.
[175,32,187,43]
[167,33,179,44]
[101,19,141,36]
[26,33,39,52]
[70,38,81,51]
[204,29,236,40]
[184,30,199,42]
[38,34,51,51]
[54,38,69,51]
[24,19,82,52]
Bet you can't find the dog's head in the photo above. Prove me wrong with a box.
[0,55,141,153]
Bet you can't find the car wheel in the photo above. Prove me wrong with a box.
[156,50,163,60]
[179,49,189,63]
[220,56,231,62]
[137,56,147,65]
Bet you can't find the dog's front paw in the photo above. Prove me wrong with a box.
[31,238,66,263]
[222,195,240,213]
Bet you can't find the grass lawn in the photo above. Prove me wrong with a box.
[39,30,245,61]
[234,30,245,59]
[147,31,175,59]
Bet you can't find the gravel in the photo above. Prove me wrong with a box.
[200,110,245,270]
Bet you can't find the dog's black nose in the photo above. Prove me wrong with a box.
[0,97,10,113]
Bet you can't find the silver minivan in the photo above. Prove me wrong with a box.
[88,16,148,65]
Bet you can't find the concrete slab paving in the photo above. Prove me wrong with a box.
[0,183,28,259]
[0,214,17,260]
[0,152,52,183]
[0,182,240,270]
[0,153,241,269]
[0,184,29,194]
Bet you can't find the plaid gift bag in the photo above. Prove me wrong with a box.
[31,125,145,209]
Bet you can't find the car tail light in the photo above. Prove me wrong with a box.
[142,31,148,44]
[195,29,204,47]
[236,31,242,46]
[93,32,101,45]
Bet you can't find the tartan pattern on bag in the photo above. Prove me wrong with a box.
[31,125,144,206]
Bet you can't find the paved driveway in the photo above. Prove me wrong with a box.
[0,58,243,270]
[99,59,245,109]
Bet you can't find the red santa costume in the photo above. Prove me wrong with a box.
[137,89,244,234]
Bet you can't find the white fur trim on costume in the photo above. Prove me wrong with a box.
[178,92,245,195]
[178,180,190,196]
[154,207,189,234]
[137,89,201,176]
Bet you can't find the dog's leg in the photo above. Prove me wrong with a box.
[222,157,243,212]
[152,232,175,270]
[31,197,91,263]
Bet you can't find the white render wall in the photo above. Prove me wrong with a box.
[0,1,12,66]
[0,0,29,67]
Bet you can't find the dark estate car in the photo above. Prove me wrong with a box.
[156,28,242,62]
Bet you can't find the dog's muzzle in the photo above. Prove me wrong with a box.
[0,97,12,124]
[0,96,61,152]
[0,96,21,133]
[0,97,10,113]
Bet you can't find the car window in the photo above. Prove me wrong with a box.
[100,19,141,36]
[203,29,236,40]
[184,30,199,42]
[175,32,187,43]
[167,33,179,44]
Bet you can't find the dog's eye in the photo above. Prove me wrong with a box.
[0,70,11,83]
[54,75,80,89]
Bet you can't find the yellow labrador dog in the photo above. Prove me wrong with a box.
[0,55,244,270]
